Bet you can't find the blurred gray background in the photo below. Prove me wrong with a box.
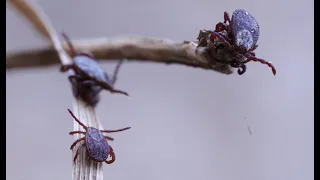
[6,0,314,180]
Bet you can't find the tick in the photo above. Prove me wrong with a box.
[67,109,131,164]
[69,76,102,107]
[198,9,276,75]
[60,32,129,96]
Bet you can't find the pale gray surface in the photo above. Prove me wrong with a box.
[6,0,314,180]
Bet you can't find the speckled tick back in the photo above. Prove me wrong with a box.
[197,9,276,75]
[67,109,131,164]
[60,32,129,102]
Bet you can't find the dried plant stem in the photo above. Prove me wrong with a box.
[8,0,104,180]
[72,100,104,180]
[6,37,234,74]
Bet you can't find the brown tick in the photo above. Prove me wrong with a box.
[197,9,276,75]
[60,32,129,97]
[67,109,131,164]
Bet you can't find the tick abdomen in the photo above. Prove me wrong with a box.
[74,56,107,82]
[86,127,109,162]
[231,9,260,51]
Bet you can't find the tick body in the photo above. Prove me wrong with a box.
[60,32,129,98]
[69,76,101,107]
[86,127,109,162]
[67,109,131,164]
[197,9,276,75]
[229,9,260,51]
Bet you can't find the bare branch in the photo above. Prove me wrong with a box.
[6,37,233,75]
[71,100,104,180]
[8,0,104,179]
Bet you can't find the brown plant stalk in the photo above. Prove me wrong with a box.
[6,36,234,74]
[6,6,234,75]
[7,38,231,75]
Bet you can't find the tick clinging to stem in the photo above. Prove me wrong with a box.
[60,32,129,97]
[69,76,102,107]
[67,109,131,164]
[197,9,276,75]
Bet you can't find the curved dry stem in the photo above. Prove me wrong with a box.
[6,37,233,74]
[71,100,104,180]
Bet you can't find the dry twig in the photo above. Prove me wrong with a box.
[6,37,234,74]
[6,11,233,75]
[8,0,104,179]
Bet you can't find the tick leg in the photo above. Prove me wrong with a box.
[109,59,124,86]
[68,75,89,83]
[237,64,247,75]
[67,109,88,130]
[61,32,77,57]
[247,52,256,57]
[104,136,114,141]
[80,80,98,86]
[250,44,258,51]
[73,143,86,163]
[244,57,276,76]
[69,76,100,92]
[69,131,86,135]
[105,146,115,164]
[69,75,92,90]
[69,75,97,86]
[209,32,230,48]
[94,78,129,96]
[215,22,228,32]
[224,11,231,24]
[77,80,100,90]
[70,137,85,150]
[100,127,131,133]
[110,88,129,96]
[60,64,74,72]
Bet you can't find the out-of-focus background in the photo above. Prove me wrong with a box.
[6,0,314,180]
